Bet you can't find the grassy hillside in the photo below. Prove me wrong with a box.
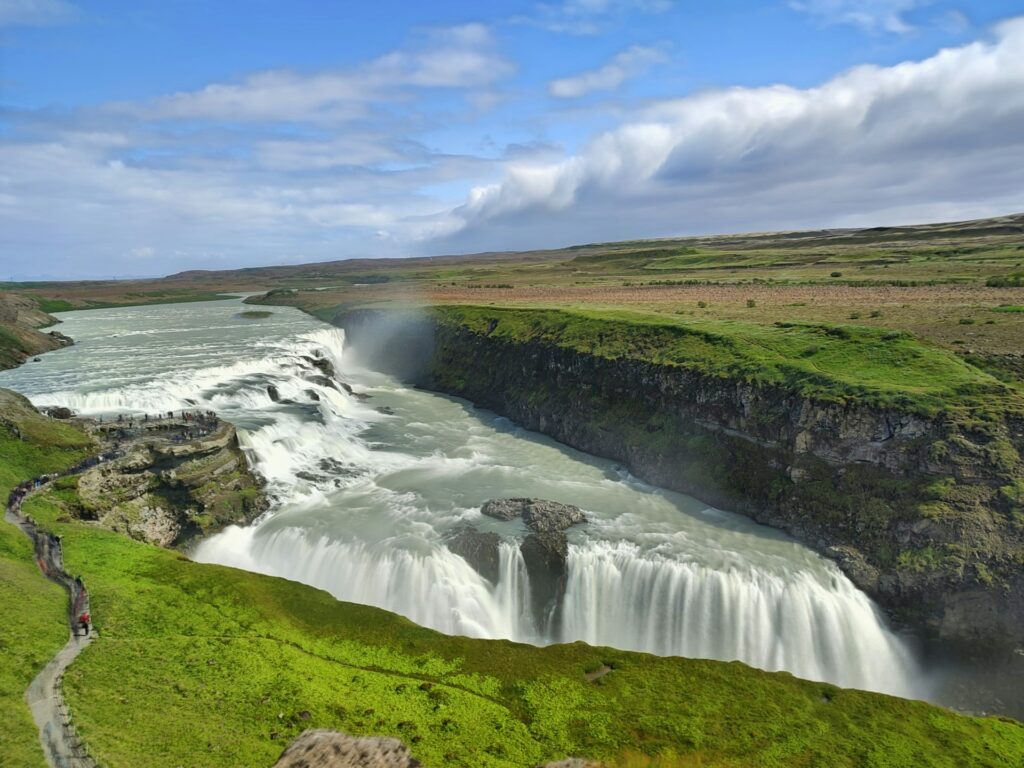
[0,390,1018,766]
[14,486,1024,768]
[0,390,95,766]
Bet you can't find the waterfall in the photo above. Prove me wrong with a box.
[3,300,926,701]
[197,527,538,643]
[559,540,918,695]
[195,523,921,698]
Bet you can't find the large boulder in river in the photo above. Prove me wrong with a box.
[481,498,587,531]
[448,527,501,584]
[479,498,587,632]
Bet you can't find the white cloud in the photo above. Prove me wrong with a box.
[789,0,926,34]
[518,0,673,35]
[549,45,668,98]
[0,0,75,27]
[0,24,515,276]
[119,24,512,124]
[440,17,1024,249]
[5,14,1024,277]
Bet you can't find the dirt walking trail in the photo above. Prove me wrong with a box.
[7,461,106,768]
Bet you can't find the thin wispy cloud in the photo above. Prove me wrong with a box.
[117,24,512,125]
[515,0,673,35]
[549,45,668,98]
[0,0,76,27]
[788,0,927,34]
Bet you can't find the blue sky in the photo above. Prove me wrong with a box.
[2,0,1024,278]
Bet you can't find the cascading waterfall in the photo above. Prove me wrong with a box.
[0,298,926,701]
[560,541,916,694]
[204,526,539,642]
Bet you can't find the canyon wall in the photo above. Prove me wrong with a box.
[337,308,1024,649]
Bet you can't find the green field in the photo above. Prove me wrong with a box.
[431,305,1021,419]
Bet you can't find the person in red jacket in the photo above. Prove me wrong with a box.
[78,612,90,637]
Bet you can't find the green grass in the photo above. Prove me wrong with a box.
[0,521,68,767]
[51,292,236,311]
[0,390,95,766]
[32,297,76,313]
[16,489,1024,768]
[433,306,1019,418]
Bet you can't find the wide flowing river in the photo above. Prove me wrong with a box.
[0,298,927,699]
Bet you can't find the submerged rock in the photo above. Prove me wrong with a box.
[303,354,336,380]
[274,730,421,767]
[448,527,501,583]
[267,384,281,402]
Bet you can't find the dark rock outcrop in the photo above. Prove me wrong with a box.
[304,354,337,380]
[448,527,501,583]
[42,406,75,420]
[480,498,522,521]
[481,498,587,531]
[520,532,570,633]
[522,501,586,533]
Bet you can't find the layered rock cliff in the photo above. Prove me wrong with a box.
[64,419,268,547]
[335,307,1024,650]
[0,292,72,369]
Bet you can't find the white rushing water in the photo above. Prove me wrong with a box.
[0,298,924,698]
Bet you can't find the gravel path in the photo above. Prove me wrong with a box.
[24,629,95,768]
[7,461,104,768]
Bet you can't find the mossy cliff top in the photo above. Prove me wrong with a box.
[430,305,1024,424]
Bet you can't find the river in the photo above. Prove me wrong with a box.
[0,297,928,700]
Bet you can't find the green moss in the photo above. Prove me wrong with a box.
[431,306,1020,419]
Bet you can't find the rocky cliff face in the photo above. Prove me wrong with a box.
[0,292,73,370]
[66,420,268,548]
[338,309,1024,650]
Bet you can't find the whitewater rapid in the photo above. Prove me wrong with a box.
[0,298,925,698]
